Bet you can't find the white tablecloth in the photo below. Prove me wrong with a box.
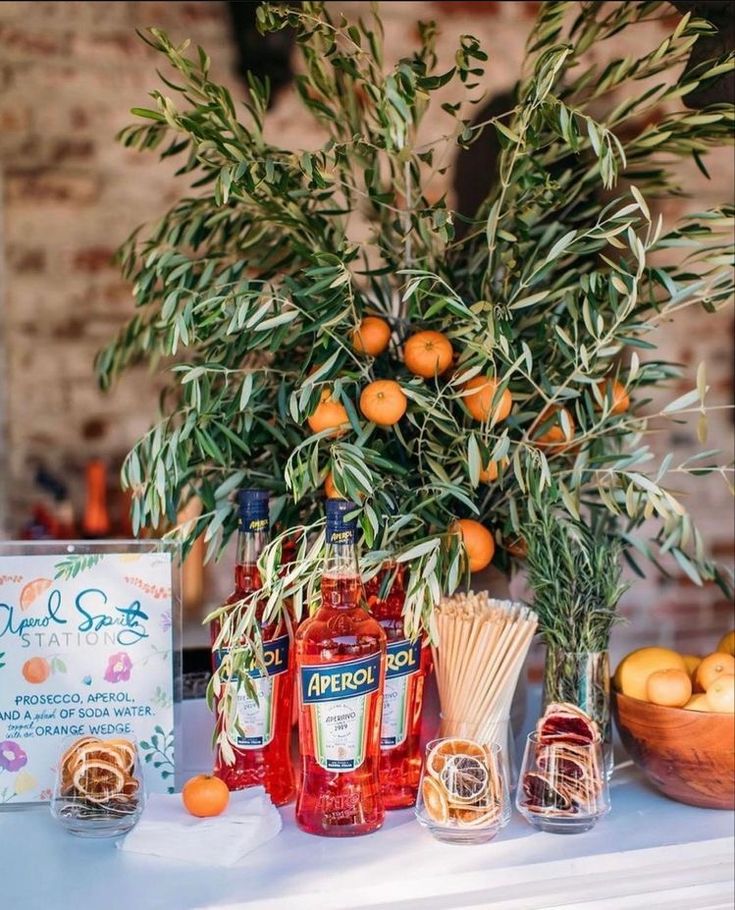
[1,699,733,910]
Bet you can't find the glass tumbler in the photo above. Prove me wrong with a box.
[416,739,510,844]
[50,736,146,837]
[516,732,610,834]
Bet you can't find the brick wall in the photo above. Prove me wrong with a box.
[0,1,732,656]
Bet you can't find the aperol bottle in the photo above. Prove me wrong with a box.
[211,489,296,806]
[365,563,431,809]
[295,500,386,836]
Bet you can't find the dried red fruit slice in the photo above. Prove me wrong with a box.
[537,744,588,781]
[536,702,599,746]
[520,771,571,813]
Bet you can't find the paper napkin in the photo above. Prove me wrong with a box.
[118,786,282,867]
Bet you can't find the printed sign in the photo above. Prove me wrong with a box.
[0,543,179,806]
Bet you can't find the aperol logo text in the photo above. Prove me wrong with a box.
[243,517,268,532]
[385,639,421,679]
[301,653,381,703]
[326,529,354,545]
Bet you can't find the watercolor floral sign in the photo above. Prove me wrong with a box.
[0,547,176,804]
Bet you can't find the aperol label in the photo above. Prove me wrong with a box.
[300,653,381,772]
[381,638,421,749]
[217,634,290,749]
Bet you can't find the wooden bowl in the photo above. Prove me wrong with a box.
[613,690,735,810]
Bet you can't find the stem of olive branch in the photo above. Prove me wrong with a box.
[403,158,413,268]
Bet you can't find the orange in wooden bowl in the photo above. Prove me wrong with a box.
[613,689,735,810]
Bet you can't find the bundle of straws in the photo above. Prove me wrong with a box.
[432,592,538,746]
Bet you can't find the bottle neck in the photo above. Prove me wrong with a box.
[321,538,363,609]
[323,539,359,579]
[234,528,269,592]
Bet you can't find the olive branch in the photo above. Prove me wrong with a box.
[97,2,734,750]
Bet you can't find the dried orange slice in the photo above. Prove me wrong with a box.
[421,775,449,824]
[104,739,136,771]
[72,759,126,802]
[121,778,140,797]
[454,805,501,828]
[426,738,485,779]
[440,754,489,805]
[60,736,96,774]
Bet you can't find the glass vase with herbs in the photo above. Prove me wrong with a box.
[524,505,628,778]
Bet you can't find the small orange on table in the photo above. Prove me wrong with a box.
[182,774,230,818]
[451,519,495,572]
[352,316,391,356]
[596,378,629,415]
[359,379,407,426]
[403,330,454,379]
[463,375,512,424]
[307,388,349,436]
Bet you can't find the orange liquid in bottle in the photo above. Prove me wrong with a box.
[366,565,431,809]
[211,491,295,806]
[295,503,386,836]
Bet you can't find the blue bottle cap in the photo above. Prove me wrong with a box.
[238,489,270,532]
[325,499,357,543]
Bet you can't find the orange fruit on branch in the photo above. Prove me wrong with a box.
[324,471,344,499]
[359,379,407,427]
[478,457,509,484]
[596,378,629,415]
[534,406,575,449]
[307,388,349,436]
[463,375,512,424]
[352,316,391,356]
[403,330,453,379]
[451,519,495,572]
[182,774,230,818]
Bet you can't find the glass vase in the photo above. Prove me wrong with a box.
[542,649,613,779]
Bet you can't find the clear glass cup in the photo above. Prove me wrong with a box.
[516,732,610,834]
[440,714,518,792]
[542,649,614,779]
[50,736,146,837]
[415,739,510,844]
